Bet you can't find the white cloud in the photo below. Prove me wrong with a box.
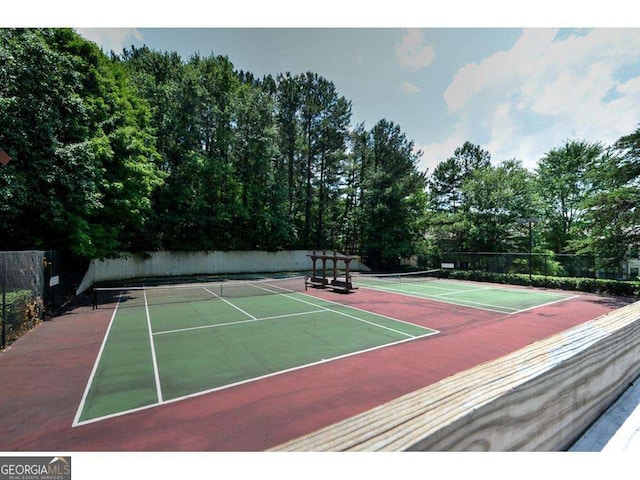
[401,81,421,94]
[485,102,520,156]
[617,76,640,96]
[395,29,436,71]
[417,123,468,173]
[444,29,558,113]
[436,28,640,170]
[75,28,143,54]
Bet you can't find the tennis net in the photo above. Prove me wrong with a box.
[352,269,441,288]
[92,276,306,309]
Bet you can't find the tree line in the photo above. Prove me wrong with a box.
[0,28,424,268]
[425,137,640,271]
[1,29,638,272]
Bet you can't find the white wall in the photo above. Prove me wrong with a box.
[627,258,640,278]
[77,250,368,293]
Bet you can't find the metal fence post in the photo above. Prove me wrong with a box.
[1,253,6,350]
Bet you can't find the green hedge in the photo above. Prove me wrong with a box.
[2,290,43,345]
[438,270,640,297]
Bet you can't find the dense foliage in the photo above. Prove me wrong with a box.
[0,29,426,268]
[437,270,640,297]
[425,137,640,276]
[1,28,639,273]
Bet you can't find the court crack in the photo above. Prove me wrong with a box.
[241,343,275,372]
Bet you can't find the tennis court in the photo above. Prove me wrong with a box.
[75,277,438,425]
[1,267,631,451]
[352,271,577,314]
[74,272,578,426]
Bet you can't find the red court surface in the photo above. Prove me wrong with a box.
[0,284,634,451]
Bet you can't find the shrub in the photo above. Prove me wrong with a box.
[438,270,640,297]
[3,290,44,345]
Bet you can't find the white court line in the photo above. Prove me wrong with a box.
[364,281,576,315]
[255,289,431,338]
[144,289,164,404]
[203,286,257,320]
[133,281,438,339]
[73,328,438,428]
[73,281,440,427]
[296,289,442,333]
[432,286,494,297]
[507,294,580,315]
[286,294,416,339]
[250,284,424,339]
[73,294,123,427]
[153,309,328,336]
[360,284,517,314]
[435,279,574,297]
[356,279,464,294]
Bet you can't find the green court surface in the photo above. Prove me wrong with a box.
[353,275,576,314]
[75,286,437,425]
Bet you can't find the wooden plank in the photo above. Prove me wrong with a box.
[272,300,640,451]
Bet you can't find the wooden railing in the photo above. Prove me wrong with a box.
[272,300,640,451]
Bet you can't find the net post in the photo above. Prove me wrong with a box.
[92,288,98,310]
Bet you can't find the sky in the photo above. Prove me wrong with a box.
[7,2,640,175]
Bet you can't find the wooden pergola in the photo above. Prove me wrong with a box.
[305,250,358,293]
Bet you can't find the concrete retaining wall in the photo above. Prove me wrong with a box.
[273,300,640,451]
[77,250,368,294]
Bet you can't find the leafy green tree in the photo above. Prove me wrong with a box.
[462,159,539,252]
[428,141,491,213]
[274,72,303,225]
[119,46,192,171]
[361,120,427,268]
[297,72,352,248]
[0,28,99,252]
[314,89,351,249]
[90,58,165,254]
[576,126,640,270]
[424,141,491,254]
[122,49,248,250]
[535,140,602,253]
[120,46,206,250]
[339,123,371,255]
[185,53,242,249]
[231,83,292,249]
[0,28,164,257]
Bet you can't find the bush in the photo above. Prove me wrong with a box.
[3,290,44,345]
[438,270,640,297]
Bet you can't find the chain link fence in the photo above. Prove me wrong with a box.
[423,252,604,279]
